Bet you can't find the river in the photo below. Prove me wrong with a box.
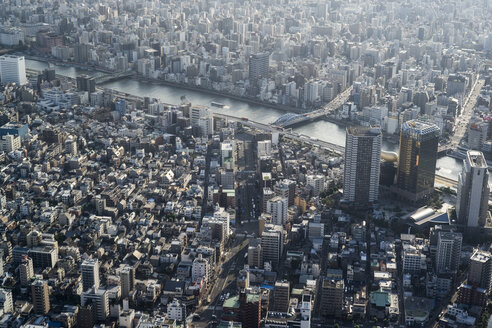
[26,59,464,181]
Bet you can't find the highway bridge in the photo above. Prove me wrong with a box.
[272,86,353,128]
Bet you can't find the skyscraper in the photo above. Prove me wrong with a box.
[249,52,270,90]
[0,55,27,85]
[31,279,50,314]
[81,258,100,292]
[456,151,490,227]
[395,120,440,202]
[343,126,382,205]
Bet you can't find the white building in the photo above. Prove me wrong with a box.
[0,288,13,313]
[0,134,21,152]
[0,55,27,85]
[306,175,325,197]
[266,196,288,226]
[167,299,185,321]
[191,106,213,136]
[456,151,490,227]
[257,140,272,157]
[0,27,24,46]
[191,254,209,285]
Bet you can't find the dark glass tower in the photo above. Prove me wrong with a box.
[396,120,440,202]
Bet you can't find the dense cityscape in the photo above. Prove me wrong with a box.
[0,0,492,327]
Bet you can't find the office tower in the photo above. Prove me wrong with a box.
[266,196,288,226]
[32,279,50,314]
[81,287,109,322]
[274,179,296,206]
[81,258,100,292]
[119,265,135,299]
[435,231,462,275]
[395,120,439,202]
[248,238,262,268]
[456,151,490,227]
[261,224,284,268]
[306,175,325,197]
[273,281,290,312]
[19,256,34,286]
[320,278,344,317]
[0,288,13,313]
[468,250,492,292]
[0,55,27,85]
[249,52,270,88]
[343,126,382,205]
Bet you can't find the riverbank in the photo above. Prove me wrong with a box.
[23,54,311,114]
[133,76,307,114]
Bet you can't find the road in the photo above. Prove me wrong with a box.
[191,236,250,328]
[450,77,485,148]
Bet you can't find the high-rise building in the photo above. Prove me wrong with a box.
[261,224,284,268]
[81,258,100,292]
[395,120,439,202]
[0,55,27,85]
[81,287,109,322]
[19,256,34,286]
[456,151,490,227]
[248,238,262,268]
[119,265,135,299]
[320,278,344,317]
[31,279,50,314]
[190,106,213,136]
[468,250,492,292]
[239,289,261,328]
[266,196,288,226]
[273,281,290,313]
[435,231,462,275]
[249,52,270,91]
[76,75,96,93]
[343,126,382,205]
